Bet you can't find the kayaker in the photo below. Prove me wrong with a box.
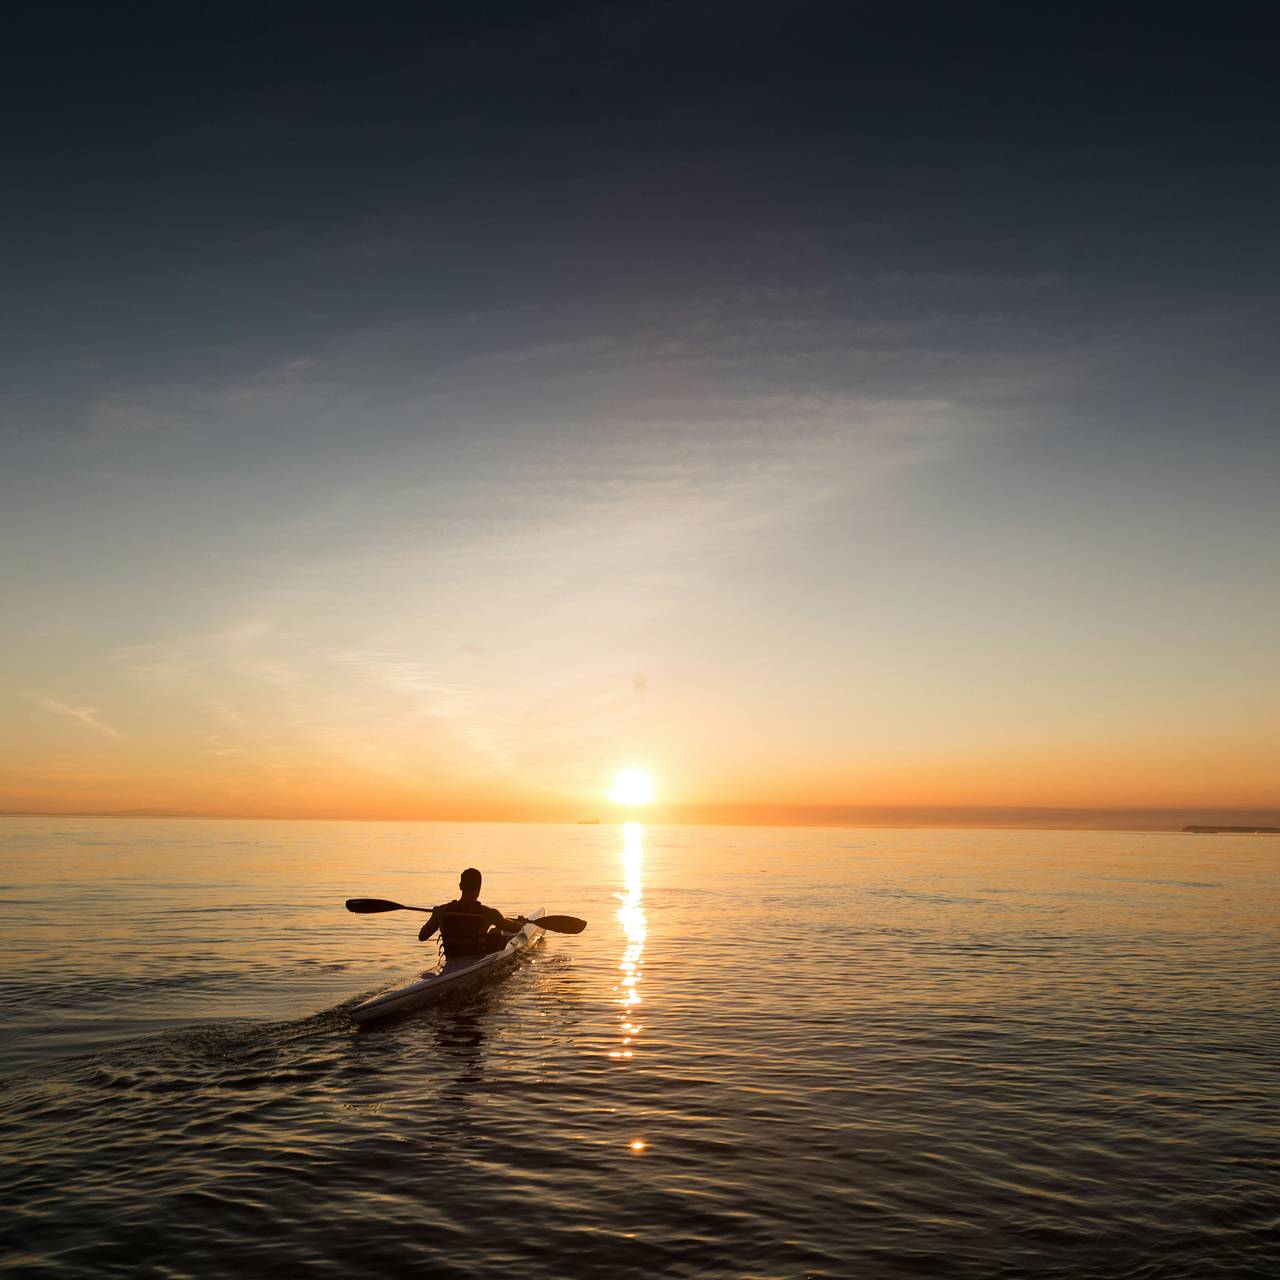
[419,868,527,960]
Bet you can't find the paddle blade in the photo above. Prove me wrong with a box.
[533,914,587,934]
[346,898,408,914]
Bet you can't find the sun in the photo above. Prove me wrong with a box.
[609,767,655,806]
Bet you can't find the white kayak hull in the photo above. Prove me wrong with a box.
[351,907,545,1026]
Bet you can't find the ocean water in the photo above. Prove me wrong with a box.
[1,818,1276,1279]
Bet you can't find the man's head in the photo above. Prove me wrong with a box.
[459,867,482,899]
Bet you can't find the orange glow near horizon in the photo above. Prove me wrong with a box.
[3,697,1279,824]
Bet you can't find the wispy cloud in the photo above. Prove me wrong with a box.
[23,693,125,740]
[81,356,331,453]
[112,644,194,681]
[323,648,524,769]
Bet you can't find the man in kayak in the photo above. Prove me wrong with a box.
[419,867,527,960]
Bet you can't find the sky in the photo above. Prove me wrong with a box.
[2,2,1277,823]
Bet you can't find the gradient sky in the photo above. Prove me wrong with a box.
[3,2,1277,820]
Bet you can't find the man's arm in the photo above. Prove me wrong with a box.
[489,906,526,933]
[418,909,441,942]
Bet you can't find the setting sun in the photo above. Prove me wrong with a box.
[609,768,655,806]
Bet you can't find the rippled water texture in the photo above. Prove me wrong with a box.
[1,819,1277,1277]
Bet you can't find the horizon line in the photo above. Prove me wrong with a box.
[3,803,1279,833]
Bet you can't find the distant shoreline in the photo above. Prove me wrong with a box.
[3,806,1279,833]
[1183,825,1280,834]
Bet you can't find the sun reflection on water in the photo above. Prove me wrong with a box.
[609,821,647,1063]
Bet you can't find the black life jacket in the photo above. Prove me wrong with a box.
[436,899,494,960]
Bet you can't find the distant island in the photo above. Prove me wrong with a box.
[1183,825,1280,834]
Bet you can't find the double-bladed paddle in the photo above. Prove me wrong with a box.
[345,898,587,934]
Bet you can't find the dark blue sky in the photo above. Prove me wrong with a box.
[6,1,1276,401]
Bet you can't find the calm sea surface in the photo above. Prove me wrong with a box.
[1,818,1276,1278]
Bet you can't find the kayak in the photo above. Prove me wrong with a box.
[351,907,545,1026]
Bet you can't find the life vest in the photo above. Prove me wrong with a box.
[435,899,496,960]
